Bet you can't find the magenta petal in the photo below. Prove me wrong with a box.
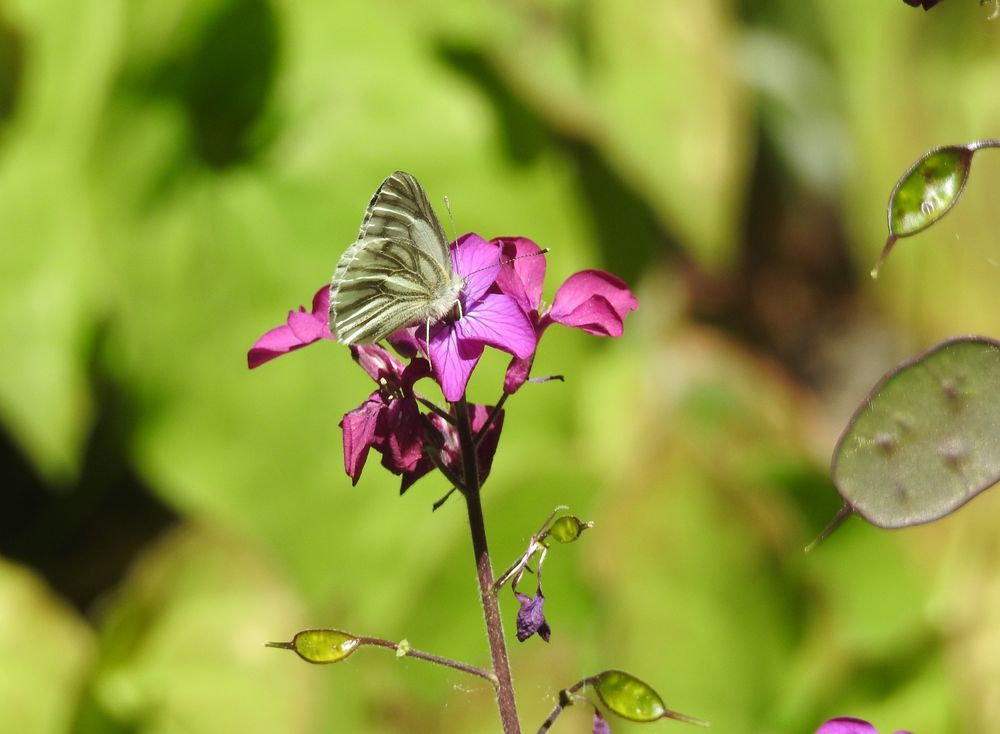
[549,270,638,335]
[469,403,504,483]
[503,355,534,395]
[399,458,435,494]
[352,344,405,382]
[494,237,546,314]
[381,398,425,473]
[547,293,625,336]
[247,286,333,369]
[247,323,307,368]
[429,323,485,401]
[287,309,329,343]
[815,718,879,734]
[310,285,332,319]
[455,293,537,359]
[387,329,423,359]
[454,233,501,301]
[339,395,383,485]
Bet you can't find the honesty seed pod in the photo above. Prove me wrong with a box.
[872,140,999,278]
[589,670,708,727]
[831,336,1000,529]
[266,629,360,664]
[543,515,594,544]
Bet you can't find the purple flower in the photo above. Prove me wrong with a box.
[902,0,940,8]
[247,287,333,368]
[514,589,551,642]
[422,234,537,401]
[492,237,638,394]
[338,345,430,485]
[816,717,913,734]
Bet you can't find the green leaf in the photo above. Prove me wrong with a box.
[0,559,96,734]
[832,336,1000,528]
[268,629,360,665]
[79,525,324,732]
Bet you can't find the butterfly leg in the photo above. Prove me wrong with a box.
[424,318,433,371]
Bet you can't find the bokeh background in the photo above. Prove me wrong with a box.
[2,1,1000,732]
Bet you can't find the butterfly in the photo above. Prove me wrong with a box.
[329,172,464,346]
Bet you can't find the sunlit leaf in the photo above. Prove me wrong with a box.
[832,336,1000,528]
[0,560,96,734]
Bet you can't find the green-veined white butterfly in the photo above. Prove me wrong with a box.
[329,171,463,345]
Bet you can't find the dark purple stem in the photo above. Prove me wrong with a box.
[454,397,522,734]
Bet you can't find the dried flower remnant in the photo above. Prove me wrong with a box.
[514,590,551,642]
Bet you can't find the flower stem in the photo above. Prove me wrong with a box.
[454,397,522,734]
[356,636,498,687]
[535,679,588,733]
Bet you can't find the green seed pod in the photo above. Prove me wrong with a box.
[872,142,992,278]
[590,670,708,726]
[545,515,593,544]
[889,145,973,238]
[266,629,360,664]
[832,336,1000,528]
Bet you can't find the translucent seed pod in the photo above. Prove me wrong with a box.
[266,629,360,664]
[590,670,708,727]
[872,144,975,278]
[545,515,594,544]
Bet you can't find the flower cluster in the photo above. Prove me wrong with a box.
[248,234,637,491]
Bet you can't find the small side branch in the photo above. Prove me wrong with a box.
[356,636,498,687]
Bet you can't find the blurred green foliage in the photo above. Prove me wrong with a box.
[1,1,999,733]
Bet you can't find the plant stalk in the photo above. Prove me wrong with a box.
[454,398,522,734]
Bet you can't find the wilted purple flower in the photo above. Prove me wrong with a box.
[902,0,940,8]
[421,234,537,401]
[493,237,638,394]
[816,716,913,734]
[398,401,505,494]
[592,710,612,734]
[247,286,333,368]
[339,345,430,485]
[514,589,551,642]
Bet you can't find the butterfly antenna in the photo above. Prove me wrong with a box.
[463,248,551,279]
[443,195,459,244]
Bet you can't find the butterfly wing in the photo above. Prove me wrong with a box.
[330,236,460,344]
[358,171,452,271]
